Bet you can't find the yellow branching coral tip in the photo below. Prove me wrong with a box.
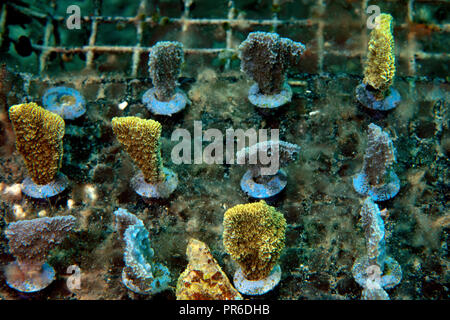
[363,13,396,98]
[111,116,165,184]
[223,200,286,281]
[9,102,65,185]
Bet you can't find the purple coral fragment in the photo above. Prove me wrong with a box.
[353,123,400,201]
[143,41,189,115]
[239,32,305,108]
[4,215,77,292]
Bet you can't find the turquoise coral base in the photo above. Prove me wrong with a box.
[22,172,69,199]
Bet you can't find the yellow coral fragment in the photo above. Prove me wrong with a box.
[9,102,65,185]
[223,200,286,281]
[111,116,165,184]
[176,239,243,300]
[363,13,396,99]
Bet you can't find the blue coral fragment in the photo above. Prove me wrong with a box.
[120,213,171,295]
[352,198,402,300]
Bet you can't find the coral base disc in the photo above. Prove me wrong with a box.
[355,83,401,111]
[142,88,189,116]
[248,82,293,109]
[131,168,178,199]
[5,261,55,293]
[22,172,69,199]
[240,169,287,198]
[233,265,281,295]
[42,86,86,120]
[352,256,402,290]
[353,170,400,201]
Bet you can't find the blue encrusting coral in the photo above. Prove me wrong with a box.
[114,208,171,295]
[352,198,402,300]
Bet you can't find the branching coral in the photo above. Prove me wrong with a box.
[4,215,77,292]
[356,13,400,110]
[111,116,178,198]
[42,86,86,120]
[114,208,171,295]
[236,140,300,198]
[8,102,68,198]
[223,200,286,295]
[352,198,402,300]
[239,31,305,108]
[176,239,243,300]
[142,41,189,115]
[353,123,400,201]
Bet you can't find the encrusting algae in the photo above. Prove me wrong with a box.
[111,116,165,184]
[8,102,65,185]
[363,13,396,100]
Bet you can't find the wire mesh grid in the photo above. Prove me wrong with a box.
[1,0,449,88]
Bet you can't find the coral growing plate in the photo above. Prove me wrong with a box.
[131,168,178,199]
[142,88,189,116]
[5,261,55,293]
[233,265,281,295]
[22,172,69,199]
[248,82,293,109]
[240,169,288,198]
[353,170,400,201]
[42,86,86,120]
[355,83,401,111]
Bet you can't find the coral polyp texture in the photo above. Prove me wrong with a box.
[8,102,68,198]
[176,239,243,300]
[223,200,286,295]
[239,31,305,108]
[356,13,400,110]
[353,123,400,201]
[42,86,86,120]
[352,198,402,300]
[114,208,171,295]
[111,116,178,198]
[236,140,300,198]
[142,41,189,115]
[4,215,77,293]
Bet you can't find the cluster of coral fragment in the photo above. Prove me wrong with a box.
[0,2,448,302]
